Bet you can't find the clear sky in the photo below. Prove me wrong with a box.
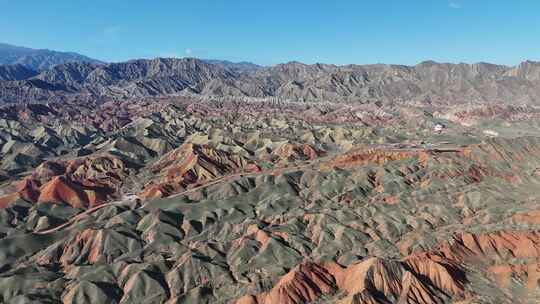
[1,0,539,66]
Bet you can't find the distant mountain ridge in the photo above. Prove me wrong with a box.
[202,59,263,73]
[1,52,540,105]
[0,64,38,81]
[0,43,104,71]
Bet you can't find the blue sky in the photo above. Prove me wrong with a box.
[1,0,539,66]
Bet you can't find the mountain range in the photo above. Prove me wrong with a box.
[0,46,539,105]
[0,43,540,109]
[0,43,104,71]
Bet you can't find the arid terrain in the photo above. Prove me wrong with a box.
[1,55,540,303]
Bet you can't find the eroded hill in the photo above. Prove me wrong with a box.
[1,98,540,303]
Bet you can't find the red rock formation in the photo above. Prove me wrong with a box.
[0,177,41,208]
[327,148,428,169]
[0,155,124,209]
[141,143,258,199]
[415,231,540,291]
[237,255,466,304]
[237,262,336,304]
[271,143,323,163]
[37,176,106,208]
[0,192,20,208]
[404,254,466,296]
[433,231,540,261]
[488,263,540,290]
[231,224,292,250]
[513,210,540,224]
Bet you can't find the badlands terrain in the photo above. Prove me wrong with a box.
[1,54,540,303]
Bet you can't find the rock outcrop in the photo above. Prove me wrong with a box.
[238,255,466,304]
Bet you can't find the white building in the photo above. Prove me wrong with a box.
[434,123,445,133]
